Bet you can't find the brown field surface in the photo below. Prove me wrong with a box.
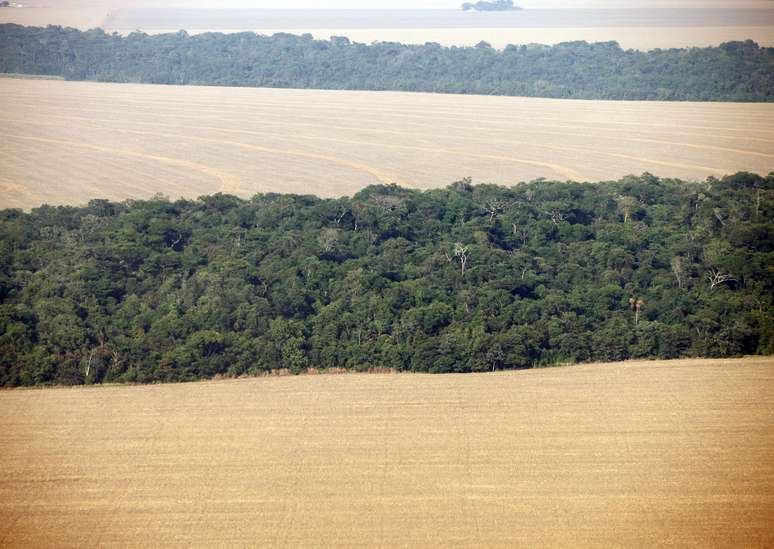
[97,6,774,50]
[1,357,773,547]
[1,78,773,210]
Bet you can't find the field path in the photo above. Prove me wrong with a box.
[1,79,773,208]
[1,358,773,548]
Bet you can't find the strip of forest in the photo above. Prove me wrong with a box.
[0,24,773,101]
[0,173,772,386]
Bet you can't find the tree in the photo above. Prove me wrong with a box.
[706,268,736,290]
[617,196,638,223]
[318,228,340,255]
[484,199,506,222]
[629,298,645,325]
[670,256,685,289]
[702,241,736,290]
[453,243,470,277]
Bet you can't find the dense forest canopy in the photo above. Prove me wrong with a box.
[0,173,772,386]
[0,24,772,101]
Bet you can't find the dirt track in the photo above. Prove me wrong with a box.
[1,357,773,548]
[1,78,773,209]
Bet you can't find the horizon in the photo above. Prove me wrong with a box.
[19,0,774,9]
[108,1,774,8]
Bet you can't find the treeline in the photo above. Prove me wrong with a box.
[1,24,773,101]
[462,1,521,11]
[1,173,772,386]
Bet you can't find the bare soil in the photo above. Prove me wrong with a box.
[1,357,773,548]
[1,79,773,210]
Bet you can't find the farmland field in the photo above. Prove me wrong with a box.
[99,6,774,44]
[102,7,774,29]
[1,357,773,547]
[2,78,773,210]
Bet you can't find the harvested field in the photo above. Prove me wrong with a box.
[1,357,773,547]
[99,7,774,49]
[1,78,773,210]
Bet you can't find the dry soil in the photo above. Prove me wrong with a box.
[1,357,773,547]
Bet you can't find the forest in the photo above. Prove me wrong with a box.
[462,1,522,11]
[0,173,772,386]
[0,24,772,101]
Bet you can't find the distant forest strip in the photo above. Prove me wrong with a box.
[1,25,773,101]
[1,173,772,386]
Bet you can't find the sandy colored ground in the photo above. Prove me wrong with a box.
[1,78,773,210]
[0,0,136,29]
[0,0,216,29]
[0,357,773,548]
